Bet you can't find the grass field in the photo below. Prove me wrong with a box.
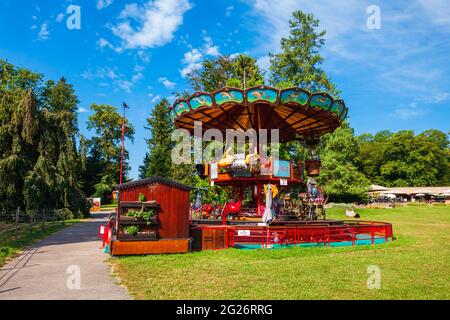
[111,204,450,300]
[0,220,79,267]
[100,203,118,211]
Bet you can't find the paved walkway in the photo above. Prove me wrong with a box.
[0,213,130,300]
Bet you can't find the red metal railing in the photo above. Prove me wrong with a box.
[194,220,393,249]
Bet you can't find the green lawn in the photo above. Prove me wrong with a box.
[100,203,118,211]
[112,204,450,299]
[0,220,79,267]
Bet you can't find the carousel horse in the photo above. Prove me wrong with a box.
[245,152,260,164]
[246,152,260,174]
[218,146,234,167]
[264,184,279,198]
[262,184,277,223]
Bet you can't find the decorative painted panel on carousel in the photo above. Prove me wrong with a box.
[246,87,278,104]
[309,93,333,111]
[214,89,244,105]
[189,94,213,110]
[280,88,310,106]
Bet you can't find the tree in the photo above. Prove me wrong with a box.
[140,99,174,178]
[269,10,339,94]
[0,61,88,217]
[188,54,264,92]
[227,54,264,88]
[356,129,449,187]
[87,104,134,200]
[317,123,370,202]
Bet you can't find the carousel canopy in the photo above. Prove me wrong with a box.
[170,86,348,142]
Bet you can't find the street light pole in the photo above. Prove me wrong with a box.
[120,102,129,185]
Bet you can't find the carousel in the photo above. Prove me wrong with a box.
[170,86,394,250]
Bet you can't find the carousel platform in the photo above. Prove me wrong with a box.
[191,218,346,226]
[189,220,394,251]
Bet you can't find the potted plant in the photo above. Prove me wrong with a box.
[123,225,139,236]
[126,208,157,225]
[138,193,146,202]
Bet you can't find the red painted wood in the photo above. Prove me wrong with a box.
[119,182,190,239]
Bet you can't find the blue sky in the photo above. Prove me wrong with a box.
[1,0,449,179]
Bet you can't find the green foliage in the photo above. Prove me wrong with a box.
[0,60,88,217]
[93,174,115,199]
[123,225,139,235]
[86,104,135,200]
[138,193,146,202]
[188,54,264,92]
[127,209,155,225]
[317,123,370,202]
[356,129,449,187]
[269,10,339,95]
[191,176,232,205]
[140,99,173,178]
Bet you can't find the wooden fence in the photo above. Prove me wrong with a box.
[0,208,67,243]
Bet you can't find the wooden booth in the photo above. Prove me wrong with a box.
[111,176,193,255]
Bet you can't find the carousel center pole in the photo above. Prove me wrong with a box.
[253,99,262,217]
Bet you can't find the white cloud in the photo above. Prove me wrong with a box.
[81,67,138,93]
[158,77,176,89]
[111,0,192,49]
[391,106,423,120]
[151,95,161,103]
[244,0,450,121]
[56,13,64,22]
[179,35,220,77]
[391,91,449,120]
[97,0,113,10]
[97,38,114,49]
[117,80,133,93]
[203,36,220,56]
[78,107,89,113]
[38,23,49,40]
[134,65,144,72]
[256,55,270,73]
[137,50,150,63]
[244,0,362,56]
[417,0,450,29]
[226,5,234,17]
[180,48,203,77]
[132,72,144,83]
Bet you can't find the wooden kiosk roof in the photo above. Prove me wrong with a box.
[170,86,348,142]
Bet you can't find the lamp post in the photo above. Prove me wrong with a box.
[120,102,129,185]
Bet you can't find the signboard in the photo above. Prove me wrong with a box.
[210,162,218,180]
[280,179,288,186]
[90,197,101,212]
[273,160,291,178]
[237,230,251,236]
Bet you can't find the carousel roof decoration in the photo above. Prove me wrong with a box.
[170,85,348,142]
